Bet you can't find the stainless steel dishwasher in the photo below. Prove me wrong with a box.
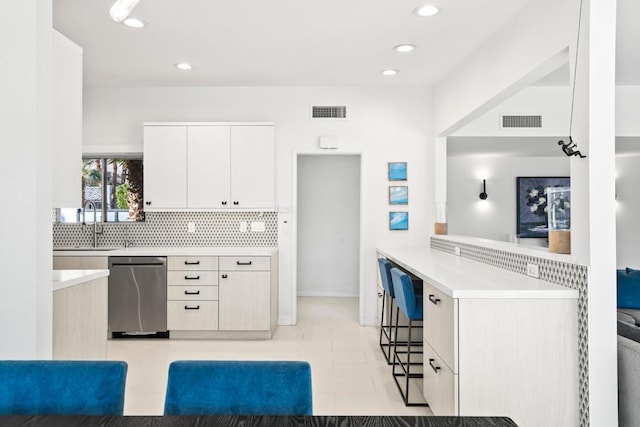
[108,256,167,337]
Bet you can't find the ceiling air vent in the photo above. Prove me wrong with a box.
[500,114,542,129]
[311,105,347,120]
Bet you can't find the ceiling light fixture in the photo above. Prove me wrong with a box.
[110,0,140,23]
[394,44,416,53]
[382,69,398,76]
[123,17,146,28]
[414,5,440,17]
[175,63,193,71]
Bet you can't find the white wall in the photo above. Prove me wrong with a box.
[433,0,572,136]
[297,155,360,297]
[616,86,640,136]
[447,155,569,244]
[0,1,53,358]
[83,86,433,325]
[452,87,570,137]
[616,154,640,269]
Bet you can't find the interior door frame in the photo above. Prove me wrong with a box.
[291,150,364,325]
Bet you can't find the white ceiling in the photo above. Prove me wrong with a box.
[52,0,533,87]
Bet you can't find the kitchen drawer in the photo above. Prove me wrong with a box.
[167,301,218,330]
[423,339,458,416]
[219,256,270,271]
[424,282,457,372]
[168,271,218,286]
[168,285,218,301]
[167,256,218,271]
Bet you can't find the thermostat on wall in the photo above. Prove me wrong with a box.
[319,135,339,149]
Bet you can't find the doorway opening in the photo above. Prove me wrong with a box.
[294,153,362,325]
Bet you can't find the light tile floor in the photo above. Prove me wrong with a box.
[107,297,432,416]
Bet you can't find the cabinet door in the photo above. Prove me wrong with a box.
[143,126,187,209]
[187,126,231,208]
[230,126,275,209]
[218,271,270,331]
[52,31,82,208]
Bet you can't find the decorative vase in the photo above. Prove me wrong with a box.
[434,201,447,235]
[547,187,571,254]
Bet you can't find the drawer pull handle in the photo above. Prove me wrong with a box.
[185,305,200,310]
[236,261,253,266]
[233,201,239,205]
[428,294,441,305]
[222,201,227,205]
[184,261,200,265]
[184,276,200,280]
[378,292,383,298]
[429,359,441,374]
[184,290,200,295]
[221,274,228,279]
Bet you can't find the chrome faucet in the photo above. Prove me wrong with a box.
[82,201,103,247]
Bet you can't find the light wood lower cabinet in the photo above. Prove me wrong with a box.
[167,256,219,332]
[167,300,219,330]
[53,277,108,360]
[167,254,278,338]
[423,283,579,426]
[423,340,457,416]
[219,271,271,331]
[53,256,108,270]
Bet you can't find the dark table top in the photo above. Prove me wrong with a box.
[0,415,518,427]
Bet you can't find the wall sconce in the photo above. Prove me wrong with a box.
[479,179,488,200]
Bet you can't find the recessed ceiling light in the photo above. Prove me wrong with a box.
[382,69,398,76]
[175,63,192,71]
[414,5,440,17]
[123,17,146,28]
[394,44,416,53]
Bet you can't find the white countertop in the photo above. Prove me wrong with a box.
[53,247,278,257]
[377,246,578,299]
[53,269,110,291]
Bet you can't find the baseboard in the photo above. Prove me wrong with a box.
[278,316,294,326]
[296,291,359,297]
[361,316,377,327]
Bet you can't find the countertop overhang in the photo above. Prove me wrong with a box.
[377,246,579,299]
[53,269,110,291]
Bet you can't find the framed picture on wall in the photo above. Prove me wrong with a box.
[516,176,570,238]
[388,162,407,181]
[389,212,409,230]
[389,186,408,205]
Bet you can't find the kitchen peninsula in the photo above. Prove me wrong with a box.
[53,269,109,360]
[377,246,579,427]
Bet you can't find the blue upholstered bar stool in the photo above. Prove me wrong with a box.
[390,267,428,407]
[378,258,423,365]
[0,360,128,415]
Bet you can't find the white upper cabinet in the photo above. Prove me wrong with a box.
[52,31,83,208]
[230,126,275,209]
[143,123,275,210]
[187,126,231,208]
[143,126,188,209]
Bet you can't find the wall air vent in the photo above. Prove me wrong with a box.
[500,114,542,129]
[311,105,347,120]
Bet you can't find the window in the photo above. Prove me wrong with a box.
[58,158,144,223]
